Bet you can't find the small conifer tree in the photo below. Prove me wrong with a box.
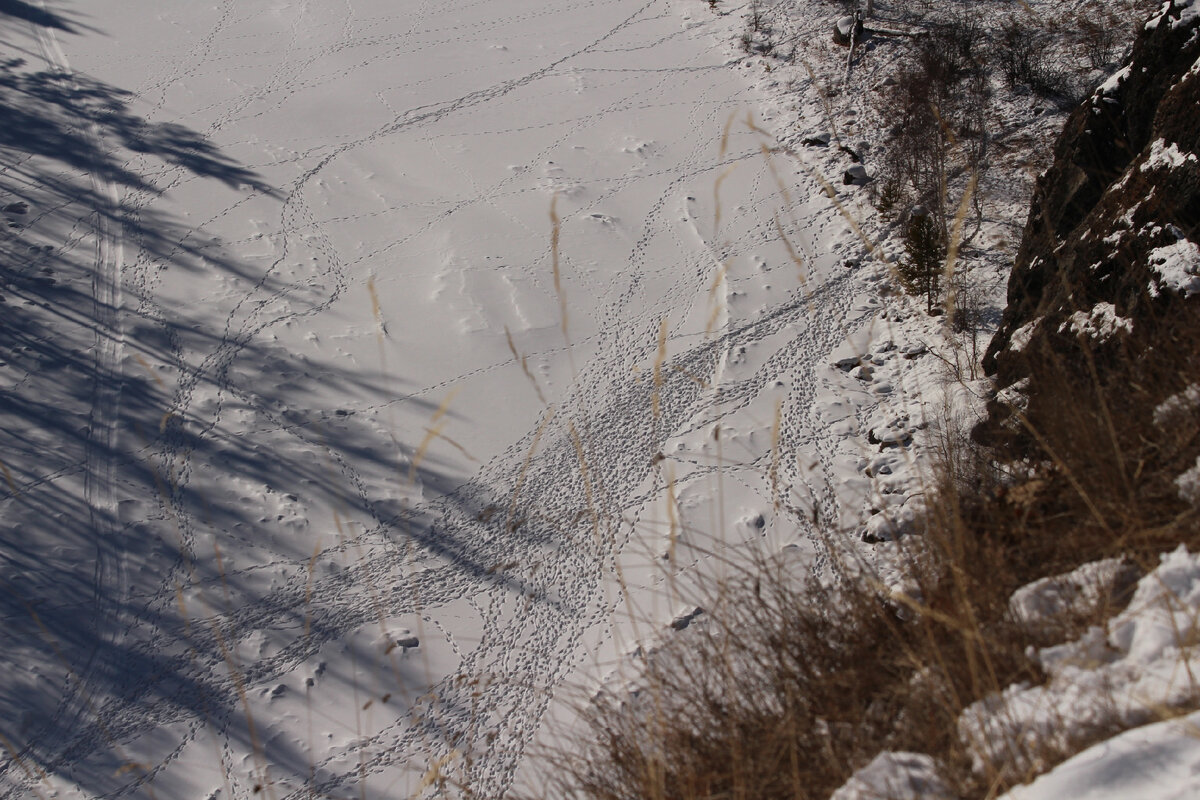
[899,212,945,314]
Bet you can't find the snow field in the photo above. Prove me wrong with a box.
[0,0,937,796]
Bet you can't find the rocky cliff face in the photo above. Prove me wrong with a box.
[978,0,1200,462]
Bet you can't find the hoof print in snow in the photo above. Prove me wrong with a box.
[741,511,767,531]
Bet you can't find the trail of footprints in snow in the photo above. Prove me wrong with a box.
[3,1,906,797]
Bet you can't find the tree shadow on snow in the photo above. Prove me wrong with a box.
[0,9,560,798]
[0,0,90,35]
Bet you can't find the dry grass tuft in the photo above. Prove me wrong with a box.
[531,477,1049,798]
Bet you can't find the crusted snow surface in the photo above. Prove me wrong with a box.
[1001,709,1200,800]
[6,0,1186,796]
[4,0,1017,793]
[2,0,928,795]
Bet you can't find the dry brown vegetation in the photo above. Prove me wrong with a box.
[529,2,1200,796]
[534,334,1200,797]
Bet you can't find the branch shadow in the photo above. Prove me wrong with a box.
[0,14,561,799]
[0,0,90,35]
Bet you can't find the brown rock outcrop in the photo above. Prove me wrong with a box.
[978,0,1200,454]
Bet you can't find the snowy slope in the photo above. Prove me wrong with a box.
[0,0,906,797]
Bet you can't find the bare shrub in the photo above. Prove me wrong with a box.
[945,269,990,378]
[992,17,1077,100]
[877,17,990,240]
[1074,6,1123,69]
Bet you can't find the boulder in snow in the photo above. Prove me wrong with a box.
[833,14,864,46]
[843,165,871,185]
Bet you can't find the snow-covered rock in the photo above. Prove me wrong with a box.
[831,751,952,800]
[963,546,1200,782]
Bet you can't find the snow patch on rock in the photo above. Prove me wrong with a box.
[1147,233,1200,297]
[1060,302,1133,341]
[1009,558,1132,630]
[995,377,1031,413]
[1146,0,1199,32]
[1008,319,1040,353]
[1176,457,1200,507]
[1097,64,1131,96]
[1153,382,1200,428]
[1141,137,1199,172]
